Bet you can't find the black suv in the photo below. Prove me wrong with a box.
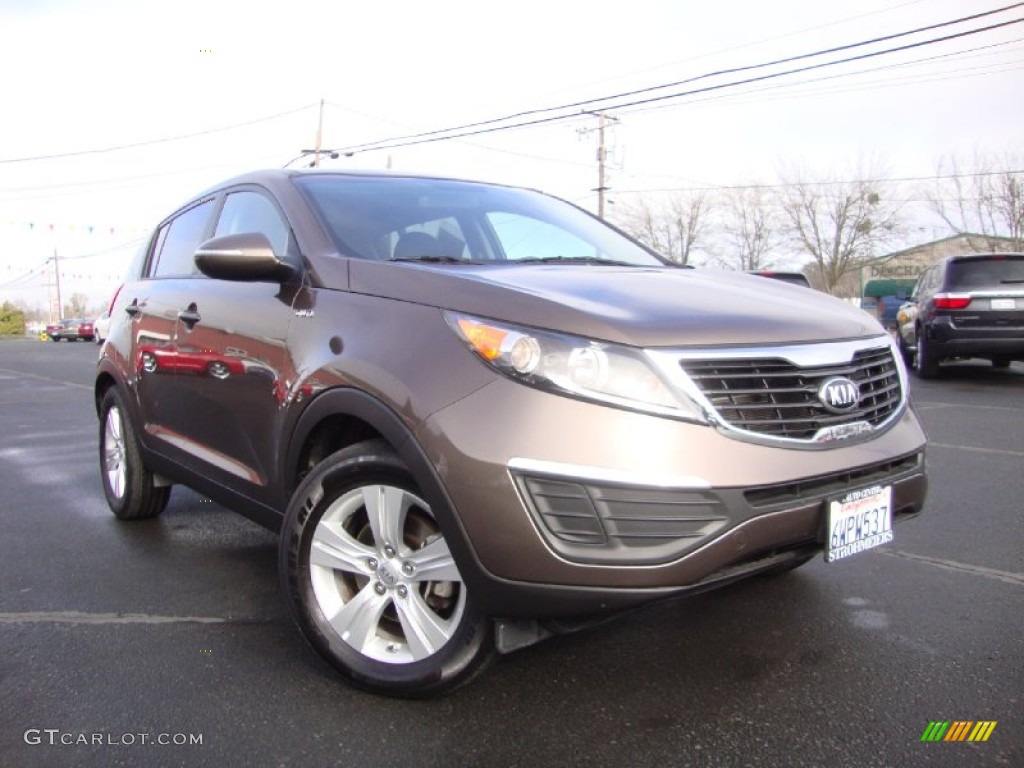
[897,252,1024,377]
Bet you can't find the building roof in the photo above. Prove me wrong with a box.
[880,233,1022,261]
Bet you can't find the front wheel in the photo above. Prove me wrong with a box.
[99,388,170,520]
[279,440,493,697]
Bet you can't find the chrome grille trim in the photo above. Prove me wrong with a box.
[646,336,907,449]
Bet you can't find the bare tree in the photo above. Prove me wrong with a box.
[716,184,782,271]
[66,292,89,318]
[614,191,712,265]
[926,153,1023,250]
[777,164,904,295]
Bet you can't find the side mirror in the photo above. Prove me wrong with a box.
[194,233,295,283]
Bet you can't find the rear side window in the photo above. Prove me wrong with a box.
[214,191,291,256]
[150,200,214,278]
[946,256,1024,290]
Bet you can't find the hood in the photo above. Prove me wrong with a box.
[348,260,883,347]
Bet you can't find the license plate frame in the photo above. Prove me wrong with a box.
[825,484,893,563]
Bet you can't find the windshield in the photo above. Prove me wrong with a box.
[294,175,665,267]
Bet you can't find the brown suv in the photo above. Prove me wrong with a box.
[95,170,927,696]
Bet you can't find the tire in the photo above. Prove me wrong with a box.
[912,327,939,379]
[279,439,493,697]
[51,336,60,342]
[897,332,913,366]
[98,388,170,520]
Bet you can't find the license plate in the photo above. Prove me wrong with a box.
[991,298,1016,310]
[825,485,893,563]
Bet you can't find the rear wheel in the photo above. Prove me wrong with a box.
[913,328,939,378]
[99,388,170,520]
[897,332,913,366]
[279,440,492,697]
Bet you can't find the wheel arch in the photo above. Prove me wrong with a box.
[284,388,497,609]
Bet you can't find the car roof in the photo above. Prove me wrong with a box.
[196,168,526,199]
[943,251,1024,264]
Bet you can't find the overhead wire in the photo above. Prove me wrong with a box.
[613,168,1024,195]
[619,37,1024,118]
[0,103,319,165]
[336,4,1024,154]
[332,18,1024,155]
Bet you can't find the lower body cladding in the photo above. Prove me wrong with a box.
[415,378,928,636]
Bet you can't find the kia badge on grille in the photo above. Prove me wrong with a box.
[819,377,860,413]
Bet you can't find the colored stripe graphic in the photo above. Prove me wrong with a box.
[921,721,996,742]
[945,721,972,741]
[968,722,997,742]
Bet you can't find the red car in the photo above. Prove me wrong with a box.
[136,343,245,378]
[46,318,95,342]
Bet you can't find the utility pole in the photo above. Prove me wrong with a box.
[53,249,62,322]
[581,111,618,219]
[313,98,324,168]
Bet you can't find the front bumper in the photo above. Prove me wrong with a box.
[417,378,928,616]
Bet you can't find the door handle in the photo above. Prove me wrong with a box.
[178,304,201,329]
[125,299,141,317]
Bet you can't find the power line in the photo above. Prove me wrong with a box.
[613,169,1024,195]
[620,38,1024,118]
[335,4,1024,155]
[0,104,318,165]
[534,0,933,101]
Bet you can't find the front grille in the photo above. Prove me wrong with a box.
[680,345,902,440]
[744,452,923,508]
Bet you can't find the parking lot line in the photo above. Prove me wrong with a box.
[875,549,1024,586]
[0,612,230,625]
[928,441,1024,458]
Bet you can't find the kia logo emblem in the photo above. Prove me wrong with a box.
[818,377,860,413]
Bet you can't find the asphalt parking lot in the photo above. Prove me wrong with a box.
[0,339,1021,768]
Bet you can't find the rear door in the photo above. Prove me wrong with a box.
[124,198,216,450]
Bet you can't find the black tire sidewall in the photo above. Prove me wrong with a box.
[279,443,492,697]
[914,327,938,378]
[98,388,168,519]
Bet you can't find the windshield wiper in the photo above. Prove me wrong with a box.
[392,255,476,264]
[999,278,1024,284]
[514,256,639,267]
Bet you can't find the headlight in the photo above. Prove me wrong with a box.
[445,312,707,422]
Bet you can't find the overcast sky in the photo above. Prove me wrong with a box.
[1,0,1021,313]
